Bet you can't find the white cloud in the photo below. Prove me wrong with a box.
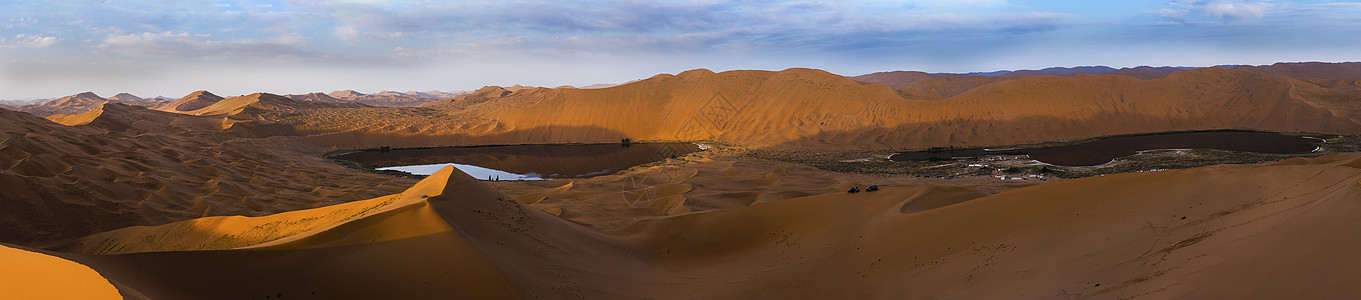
[333,25,361,41]
[0,34,61,48]
[1201,1,1273,19]
[97,31,310,61]
[1151,0,1275,21]
[1148,8,1190,19]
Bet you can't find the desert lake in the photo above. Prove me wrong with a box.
[890,131,1323,166]
[333,143,704,179]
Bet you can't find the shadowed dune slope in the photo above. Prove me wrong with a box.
[0,106,415,245]
[43,152,1361,299]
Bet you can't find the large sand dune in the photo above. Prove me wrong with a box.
[152,90,225,113]
[212,67,1361,151]
[32,152,1361,298]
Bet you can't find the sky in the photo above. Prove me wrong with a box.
[1,0,1359,100]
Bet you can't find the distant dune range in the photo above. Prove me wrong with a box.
[19,92,167,117]
[3,62,1361,298]
[258,66,1361,150]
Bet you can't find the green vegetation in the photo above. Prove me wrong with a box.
[746,134,1361,180]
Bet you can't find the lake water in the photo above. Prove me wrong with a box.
[333,143,703,179]
[889,131,1322,166]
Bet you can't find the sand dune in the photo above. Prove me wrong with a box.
[448,67,1361,150]
[286,92,347,104]
[152,90,225,113]
[851,71,1020,100]
[5,64,1361,298]
[1235,61,1361,80]
[107,93,145,102]
[325,89,454,107]
[0,105,415,245]
[106,66,1361,152]
[37,152,1361,298]
[0,243,120,299]
[213,67,1361,152]
[19,92,165,117]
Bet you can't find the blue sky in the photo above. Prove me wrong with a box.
[1,0,1359,99]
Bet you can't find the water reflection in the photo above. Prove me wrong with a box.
[336,143,702,178]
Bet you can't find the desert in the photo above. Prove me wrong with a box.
[4,1,1361,299]
[2,62,1360,299]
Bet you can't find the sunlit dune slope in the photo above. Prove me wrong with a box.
[850,71,1022,100]
[49,152,1361,299]
[0,244,120,300]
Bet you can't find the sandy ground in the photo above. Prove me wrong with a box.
[18,153,1359,299]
